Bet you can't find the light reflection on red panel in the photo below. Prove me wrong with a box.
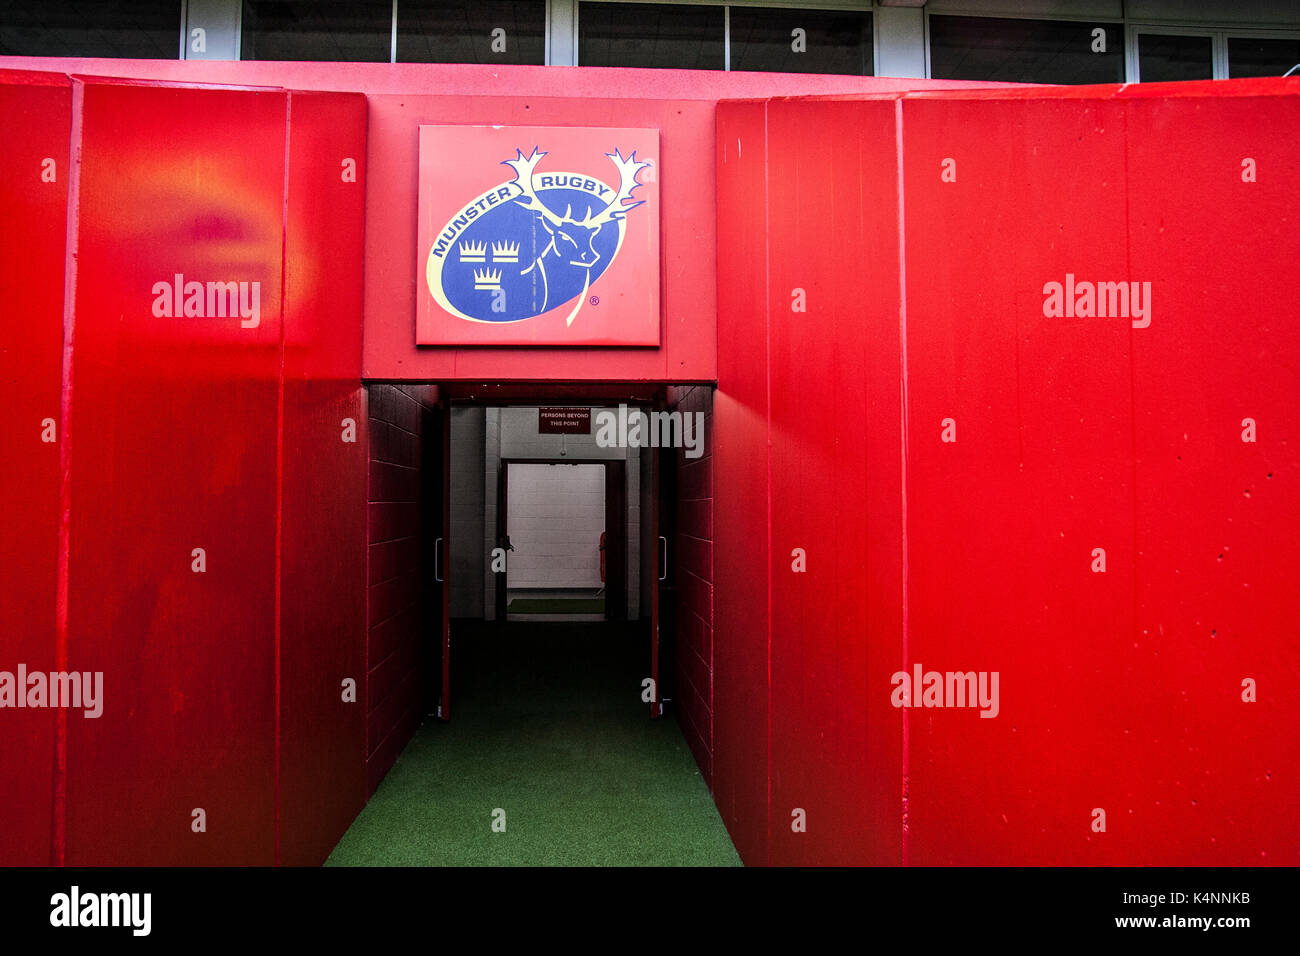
[279,91,369,867]
[65,81,285,865]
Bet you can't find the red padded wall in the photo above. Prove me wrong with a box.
[63,80,286,865]
[0,70,71,866]
[715,80,1300,866]
[713,100,772,866]
[902,91,1137,865]
[765,98,903,866]
[1120,83,1300,864]
[715,98,905,866]
[1,70,372,866]
[279,91,370,866]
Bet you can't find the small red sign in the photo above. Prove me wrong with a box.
[538,408,592,434]
[417,124,661,347]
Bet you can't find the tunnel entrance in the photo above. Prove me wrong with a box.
[348,382,727,864]
[435,393,667,722]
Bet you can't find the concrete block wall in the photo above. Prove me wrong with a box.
[667,386,716,787]
[366,384,436,796]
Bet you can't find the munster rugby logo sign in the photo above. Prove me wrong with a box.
[417,125,661,347]
[428,148,648,325]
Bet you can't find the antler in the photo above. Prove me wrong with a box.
[584,150,651,228]
[503,148,563,226]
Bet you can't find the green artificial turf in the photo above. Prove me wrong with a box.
[325,621,741,867]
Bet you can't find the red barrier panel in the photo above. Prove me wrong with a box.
[279,91,370,866]
[765,98,903,866]
[1121,86,1300,864]
[63,81,286,865]
[716,98,906,866]
[902,92,1138,865]
[713,100,773,866]
[716,79,1300,866]
[0,70,71,866]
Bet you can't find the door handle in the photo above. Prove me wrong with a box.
[434,536,443,583]
[659,535,668,582]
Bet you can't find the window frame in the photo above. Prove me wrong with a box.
[1127,24,1219,82]
[922,10,1125,86]
[1221,27,1300,79]
[573,0,875,73]
[923,8,1300,84]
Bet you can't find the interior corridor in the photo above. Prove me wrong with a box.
[327,621,738,866]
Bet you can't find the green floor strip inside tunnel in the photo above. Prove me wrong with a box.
[326,621,741,867]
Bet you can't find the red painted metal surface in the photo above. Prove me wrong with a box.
[904,82,1300,865]
[63,80,285,865]
[712,100,773,866]
[765,99,903,867]
[1,70,371,865]
[714,79,1300,866]
[0,69,71,866]
[1120,85,1300,865]
[278,91,370,866]
[714,98,907,866]
[903,92,1138,865]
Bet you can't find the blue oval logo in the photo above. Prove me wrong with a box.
[426,148,649,326]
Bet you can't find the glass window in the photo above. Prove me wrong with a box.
[1137,33,1213,82]
[579,2,724,71]
[241,0,392,62]
[1228,36,1300,78]
[929,15,1123,85]
[729,6,871,75]
[0,0,180,58]
[397,0,545,65]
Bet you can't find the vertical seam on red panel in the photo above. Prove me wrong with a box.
[52,77,84,869]
[273,94,291,867]
[894,95,911,868]
[355,100,369,380]
[762,101,773,868]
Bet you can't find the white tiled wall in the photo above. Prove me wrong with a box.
[506,463,606,589]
